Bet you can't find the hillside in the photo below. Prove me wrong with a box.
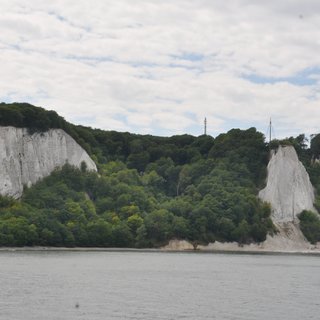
[259,145,315,222]
[0,127,97,198]
[0,102,319,247]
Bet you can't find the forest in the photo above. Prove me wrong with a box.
[0,102,319,247]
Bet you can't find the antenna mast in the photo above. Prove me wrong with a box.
[269,118,272,143]
[204,117,207,135]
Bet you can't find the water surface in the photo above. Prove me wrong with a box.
[0,251,319,319]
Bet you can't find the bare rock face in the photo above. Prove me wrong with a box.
[0,126,97,198]
[259,145,315,222]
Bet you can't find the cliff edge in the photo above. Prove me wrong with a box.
[164,145,320,253]
[259,145,315,222]
[0,126,97,198]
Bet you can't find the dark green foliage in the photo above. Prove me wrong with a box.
[268,139,281,150]
[298,211,320,244]
[269,135,310,167]
[0,103,65,133]
[0,103,214,168]
[208,128,268,186]
[0,103,277,247]
[311,134,320,159]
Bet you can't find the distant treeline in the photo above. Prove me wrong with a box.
[0,102,319,247]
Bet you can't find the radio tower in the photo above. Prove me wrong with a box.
[204,117,207,135]
[268,118,273,143]
[266,118,277,150]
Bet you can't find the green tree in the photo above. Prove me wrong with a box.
[86,219,112,246]
[299,211,320,244]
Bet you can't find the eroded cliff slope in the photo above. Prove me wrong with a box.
[0,126,97,198]
[259,145,315,222]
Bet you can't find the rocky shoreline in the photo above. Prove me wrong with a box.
[1,219,319,255]
[1,243,319,255]
[163,240,320,254]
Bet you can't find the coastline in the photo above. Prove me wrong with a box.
[162,237,320,255]
[1,244,320,256]
[1,223,319,256]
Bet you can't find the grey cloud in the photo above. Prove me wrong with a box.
[0,0,320,138]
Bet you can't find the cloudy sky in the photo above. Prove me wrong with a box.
[1,0,320,139]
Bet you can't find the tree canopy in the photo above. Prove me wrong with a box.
[0,102,318,247]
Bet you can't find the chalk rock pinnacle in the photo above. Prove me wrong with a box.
[259,145,315,222]
[0,126,97,198]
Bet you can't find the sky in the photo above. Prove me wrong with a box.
[0,0,320,140]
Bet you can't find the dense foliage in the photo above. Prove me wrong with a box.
[0,102,317,247]
[0,158,273,247]
[298,210,320,244]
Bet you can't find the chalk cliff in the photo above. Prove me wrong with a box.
[259,145,315,222]
[164,145,319,252]
[0,126,97,198]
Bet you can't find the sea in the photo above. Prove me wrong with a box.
[0,250,319,320]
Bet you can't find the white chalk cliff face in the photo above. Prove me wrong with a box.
[0,126,97,198]
[259,145,315,222]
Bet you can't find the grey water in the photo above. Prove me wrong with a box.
[0,251,319,320]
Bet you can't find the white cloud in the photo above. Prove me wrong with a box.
[0,0,320,138]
